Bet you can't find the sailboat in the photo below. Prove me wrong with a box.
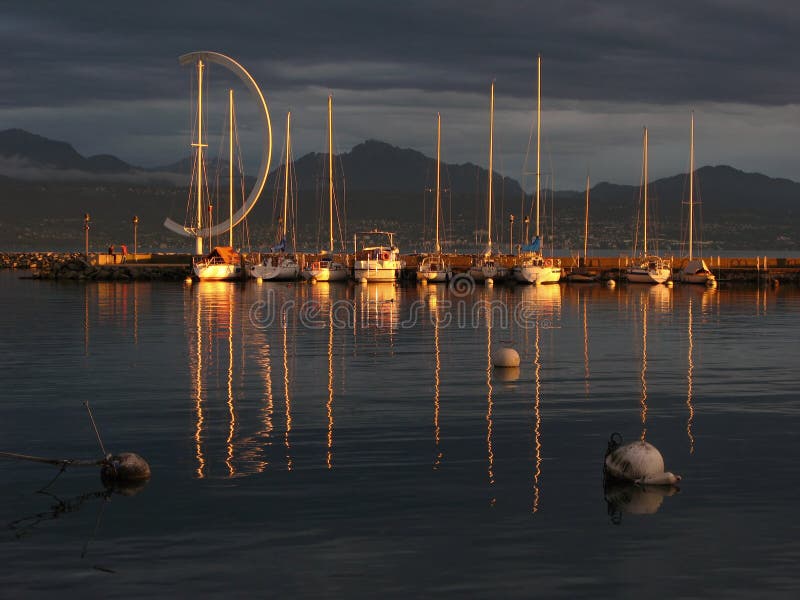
[469,82,500,283]
[677,113,715,285]
[250,112,300,281]
[625,127,672,284]
[193,87,245,281]
[513,55,562,285]
[302,94,349,282]
[418,113,452,283]
[566,173,598,282]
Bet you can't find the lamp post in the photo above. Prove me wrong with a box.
[132,215,139,263]
[84,213,90,258]
[509,214,515,255]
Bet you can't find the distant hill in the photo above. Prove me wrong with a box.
[0,129,797,251]
[0,129,138,174]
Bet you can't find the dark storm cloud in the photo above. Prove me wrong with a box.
[3,0,799,107]
[2,1,799,187]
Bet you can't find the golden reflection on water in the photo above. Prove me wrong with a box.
[686,296,695,454]
[327,308,335,470]
[192,287,205,478]
[485,309,495,506]
[582,291,590,397]
[532,322,542,514]
[256,329,274,474]
[226,286,236,477]
[432,296,442,469]
[83,285,89,357]
[640,293,648,441]
[283,310,293,471]
[133,281,138,345]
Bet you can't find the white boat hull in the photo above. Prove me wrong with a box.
[626,267,671,284]
[565,270,598,283]
[678,272,715,284]
[353,261,401,282]
[250,259,299,281]
[302,264,349,282]
[417,268,451,283]
[193,262,242,281]
[677,260,715,285]
[468,264,497,282]
[514,264,562,284]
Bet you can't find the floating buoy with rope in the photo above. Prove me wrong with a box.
[0,401,150,488]
[603,432,681,486]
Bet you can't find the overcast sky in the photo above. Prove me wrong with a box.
[2,0,799,189]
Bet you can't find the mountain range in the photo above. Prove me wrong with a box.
[0,128,797,251]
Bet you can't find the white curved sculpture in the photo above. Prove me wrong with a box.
[164,51,272,243]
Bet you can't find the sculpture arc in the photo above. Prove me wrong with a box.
[163,51,272,240]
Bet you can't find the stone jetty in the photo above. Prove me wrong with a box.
[1,252,190,281]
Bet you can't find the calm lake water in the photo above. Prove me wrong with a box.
[1,270,799,598]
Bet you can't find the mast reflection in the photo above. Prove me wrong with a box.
[432,294,442,469]
[283,309,293,470]
[640,292,648,441]
[532,322,542,513]
[486,304,495,506]
[582,291,590,397]
[191,287,205,478]
[327,308,334,470]
[686,296,695,453]
[225,286,236,477]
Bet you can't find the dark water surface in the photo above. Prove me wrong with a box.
[1,271,798,597]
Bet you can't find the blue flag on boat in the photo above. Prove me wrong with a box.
[271,237,286,253]
[521,236,541,253]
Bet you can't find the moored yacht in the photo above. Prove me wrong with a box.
[353,231,403,283]
[417,113,452,284]
[513,56,561,286]
[676,113,715,286]
[301,94,348,282]
[251,112,300,281]
[625,127,671,284]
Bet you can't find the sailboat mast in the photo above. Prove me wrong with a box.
[436,112,441,254]
[284,111,291,240]
[328,94,334,254]
[643,126,648,256]
[584,173,590,262]
[194,60,206,255]
[689,111,694,261]
[488,82,494,250]
[536,54,541,240]
[229,89,234,248]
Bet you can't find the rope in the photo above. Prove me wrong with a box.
[0,451,103,468]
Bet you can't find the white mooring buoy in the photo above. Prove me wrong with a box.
[604,433,681,486]
[492,347,520,368]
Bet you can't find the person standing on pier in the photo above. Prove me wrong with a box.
[121,244,128,263]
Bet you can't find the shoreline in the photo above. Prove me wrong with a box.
[2,251,798,284]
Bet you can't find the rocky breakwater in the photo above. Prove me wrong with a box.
[0,252,190,281]
[0,251,78,271]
